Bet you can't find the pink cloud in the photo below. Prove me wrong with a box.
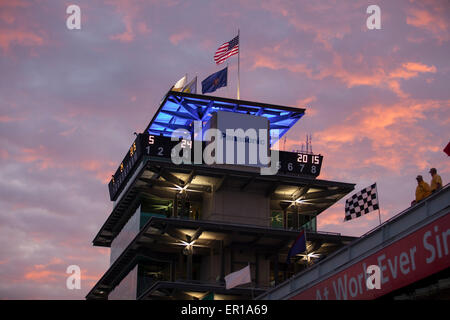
[59,126,78,137]
[24,270,60,283]
[107,0,153,43]
[251,53,313,77]
[19,146,55,170]
[0,114,26,123]
[79,160,116,183]
[107,0,138,42]
[0,29,44,53]
[406,7,449,43]
[24,258,65,283]
[258,0,355,50]
[23,260,101,287]
[296,96,318,117]
[137,22,151,34]
[389,62,437,80]
[0,0,29,8]
[249,36,437,98]
[314,98,449,173]
[14,146,115,183]
[0,149,8,160]
[169,30,192,46]
[322,58,437,98]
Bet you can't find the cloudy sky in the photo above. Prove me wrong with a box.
[0,0,448,299]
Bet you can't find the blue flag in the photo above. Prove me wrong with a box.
[201,67,227,94]
[286,230,306,264]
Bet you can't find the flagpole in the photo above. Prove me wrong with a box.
[195,73,198,94]
[248,262,254,300]
[237,28,240,100]
[376,184,382,225]
[227,62,229,98]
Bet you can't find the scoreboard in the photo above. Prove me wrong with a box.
[108,133,323,200]
[278,150,322,177]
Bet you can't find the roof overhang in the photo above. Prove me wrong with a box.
[145,91,306,146]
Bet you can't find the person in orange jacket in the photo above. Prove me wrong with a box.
[415,175,431,202]
[429,168,443,193]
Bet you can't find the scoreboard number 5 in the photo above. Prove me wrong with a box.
[146,135,156,155]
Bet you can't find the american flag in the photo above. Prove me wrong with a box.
[214,35,239,65]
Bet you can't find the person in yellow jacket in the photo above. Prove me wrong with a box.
[415,175,431,202]
[429,168,443,193]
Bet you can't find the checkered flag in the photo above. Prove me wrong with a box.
[344,183,379,221]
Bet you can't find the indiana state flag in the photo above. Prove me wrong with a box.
[201,67,227,94]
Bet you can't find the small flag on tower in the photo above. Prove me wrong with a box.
[444,141,450,156]
[172,75,187,92]
[201,67,227,94]
[344,183,379,221]
[182,76,197,94]
[286,229,307,264]
[224,265,251,289]
[214,35,239,65]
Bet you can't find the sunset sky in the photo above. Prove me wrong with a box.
[0,0,449,299]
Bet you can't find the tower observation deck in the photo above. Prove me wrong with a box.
[87,90,357,300]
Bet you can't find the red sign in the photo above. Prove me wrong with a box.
[291,212,450,300]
